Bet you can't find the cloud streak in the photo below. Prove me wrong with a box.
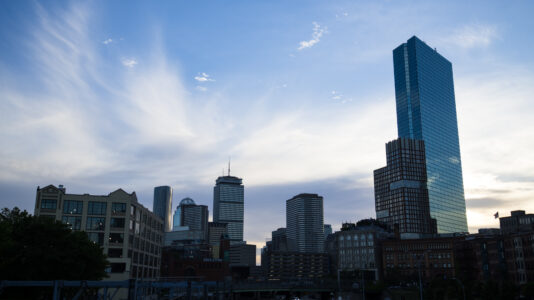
[298,22,326,50]
[443,24,499,49]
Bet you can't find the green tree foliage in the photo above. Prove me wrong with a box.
[0,207,108,280]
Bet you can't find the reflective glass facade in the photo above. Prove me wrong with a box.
[153,186,173,232]
[393,36,468,233]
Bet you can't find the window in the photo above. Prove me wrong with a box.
[108,248,123,258]
[110,233,124,244]
[41,198,57,210]
[109,263,126,273]
[39,215,56,221]
[62,216,82,230]
[112,202,126,214]
[88,201,107,215]
[63,200,83,214]
[87,217,105,230]
[110,218,125,229]
[87,232,104,246]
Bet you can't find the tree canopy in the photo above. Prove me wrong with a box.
[0,207,108,280]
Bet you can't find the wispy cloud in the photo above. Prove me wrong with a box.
[298,22,326,50]
[102,38,113,45]
[444,24,499,49]
[456,67,534,231]
[331,90,352,104]
[194,72,214,82]
[121,58,138,68]
[196,86,207,92]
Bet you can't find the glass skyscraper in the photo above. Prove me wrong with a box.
[393,36,468,233]
[153,186,173,232]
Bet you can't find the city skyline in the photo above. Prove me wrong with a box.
[1,1,534,260]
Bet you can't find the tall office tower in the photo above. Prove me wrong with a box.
[213,175,244,244]
[393,36,468,233]
[153,186,173,232]
[173,197,209,233]
[286,193,324,253]
[374,138,437,236]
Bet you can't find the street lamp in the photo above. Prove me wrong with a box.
[452,277,466,300]
[403,250,427,300]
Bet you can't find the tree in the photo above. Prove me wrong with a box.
[0,207,108,281]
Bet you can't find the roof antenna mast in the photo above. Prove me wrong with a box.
[228,157,231,176]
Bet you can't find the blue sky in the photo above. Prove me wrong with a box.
[2,1,534,256]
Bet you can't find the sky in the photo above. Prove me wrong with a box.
[1,1,534,261]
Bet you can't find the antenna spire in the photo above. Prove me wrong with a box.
[228,157,231,176]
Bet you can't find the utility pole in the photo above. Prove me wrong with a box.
[361,270,365,300]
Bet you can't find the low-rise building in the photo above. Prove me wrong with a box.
[381,236,461,282]
[34,184,164,281]
[334,221,392,280]
[263,251,329,280]
[500,210,534,235]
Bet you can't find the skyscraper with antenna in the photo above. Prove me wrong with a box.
[213,161,244,244]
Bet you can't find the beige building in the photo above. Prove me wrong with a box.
[34,184,164,282]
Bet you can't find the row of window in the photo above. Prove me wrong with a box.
[62,216,125,231]
[42,199,127,215]
[87,232,124,245]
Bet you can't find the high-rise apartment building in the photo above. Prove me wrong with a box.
[393,36,468,233]
[286,193,324,253]
[153,186,173,232]
[34,184,164,282]
[374,138,437,236]
[213,175,244,244]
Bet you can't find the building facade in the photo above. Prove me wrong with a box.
[229,243,256,267]
[213,176,244,244]
[334,222,392,280]
[374,138,437,236]
[500,210,534,234]
[172,197,209,237]
[286,193,324,253]
[393,36,468,233]
[382,236,460,282]
[35,184,164,281]
[208,222,229,259]
[153,186,173,232]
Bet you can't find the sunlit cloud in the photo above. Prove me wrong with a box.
[194,72,214,82]
[298,22,326,50]
[121,58,138,68]
[102,38,113,45]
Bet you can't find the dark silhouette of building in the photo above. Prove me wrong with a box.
[500,210,534,234]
